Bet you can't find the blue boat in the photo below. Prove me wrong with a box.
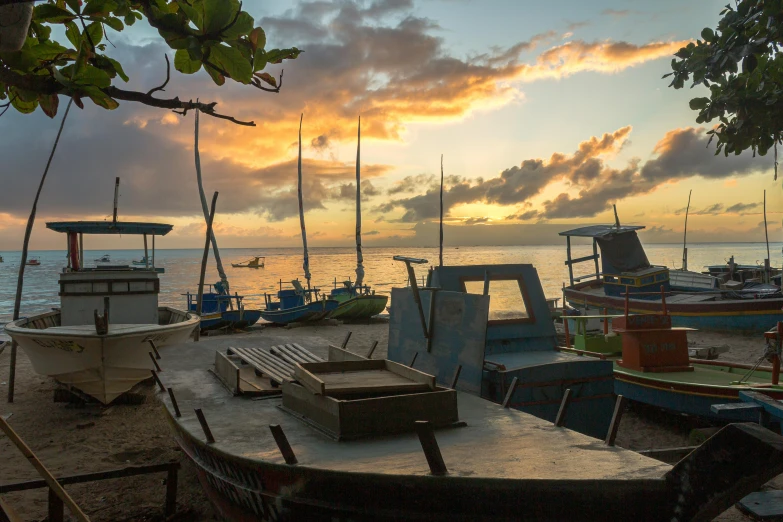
[560,224,783,333]
[186,283,262,331]
[261,281,338,324]
[387,257,614,439]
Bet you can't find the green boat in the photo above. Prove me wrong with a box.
[328,282,388,321]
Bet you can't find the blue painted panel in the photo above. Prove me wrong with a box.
[388,287,489,395]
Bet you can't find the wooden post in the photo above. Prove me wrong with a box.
[167,388,181,418]
[414,421,447,475]
[366,341,378,359]
[152,234,155,268]
[195,192,219,342]
[405,261,429,340]
[194,409,215,443]
[0,415,90,521]
[605,395,626,446]
[774,322,782,386]
[426,290,437,352]
[269,425,298,464]
[592,238,600,281]
[143,234,149,269]
[566,236,574,285]
[147,340,161,360]
[165,465,178,517]
[502,377,519,408]
[149,352,162,373]
[48,488,64,522]
[439,154,444,268]
[112,177,119,224]
[555,388,573,427]
[765,190,771,284]
[603,308,609,335]
[624,286,630,318]
[483,271,490,296]
[341,331,352,349]
[150,370,165,392]
[563,314,571,349]
[78,232,83,270]
[450,365,462,389]
[409,352,418,368]
[682,189,691,270]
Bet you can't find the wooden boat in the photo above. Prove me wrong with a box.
[0,254,4,262]
[26,257,40,266]
[95,254,111,263]
[3,220,199,404]
[158,337,783,522]
[132,255,150,266]
[388,258,615,439]
[261,284,338,324]
[185,284,262,331]
[327,281,388,321]
[560,225,783,333]
[231,256,264,269]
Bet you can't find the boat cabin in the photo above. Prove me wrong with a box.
[560,225,670,298]
[387,260,614,439]
[47,221,172,326]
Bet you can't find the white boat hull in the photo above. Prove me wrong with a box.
[5,307,199,404]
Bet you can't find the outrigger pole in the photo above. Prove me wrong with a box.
[682,189,692,271]
[194,111,231,304]
[298,114,312,295]
[355,116,365,288]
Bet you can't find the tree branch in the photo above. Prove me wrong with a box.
[251,69,284,93]
[146,54,170,96]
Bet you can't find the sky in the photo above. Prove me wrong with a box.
[0,0,780,251]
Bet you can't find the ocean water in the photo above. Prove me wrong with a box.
[0,242,781,338]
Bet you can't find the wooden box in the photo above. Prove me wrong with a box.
[281,381,459,440]
[294,359,436,397]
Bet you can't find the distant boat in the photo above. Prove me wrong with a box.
[231,256,264,269]
[95,254,111,263]
[26,257,40,266]
[0,254,4,262]
[132,255,150,266]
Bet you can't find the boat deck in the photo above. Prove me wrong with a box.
[158,339,670,481]
[616,361,783,390]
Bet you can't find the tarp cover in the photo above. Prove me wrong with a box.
[596,232,650,273]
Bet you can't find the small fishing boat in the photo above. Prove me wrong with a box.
[327,280,388,321]
[0,254,4,262]
[25,257,40,266]
[132,255,150,266]
[261,280,338,324]
[185,283,262,331]
[560,224,783,333]
[159,337,783,522]
[4,220,198,404]
[231,256,264,269]
[95,254,111,263]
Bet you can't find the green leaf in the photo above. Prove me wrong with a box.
[252,51,267,72]
[221,12,254,39]
[204,63,225,86]
[65,21,81,48]
[85,22,104,46]
[208,43,251,83]
[202,0,233,34]
[38,93,59,117]
[176,0,201,28]
[33,4,76,23]
[10,91,38,114]
[64,0,81,13]
[107,57,129,82]
[103,17,125,32]
[701,27,715,42]
[81,85,119,109]
[29,41,70,61]
[83,0,118,17]
[124,13,136,26]
[264,47,302,64]
[174,48,202,74]
[254,71,276,88]
[249,27,266,51]
[73,65,112,88]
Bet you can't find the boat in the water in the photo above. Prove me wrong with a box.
[158,336,783,522]
[388,257,615,439]
[132,255,150,266]
[95,254,111,263]
[185,283,262,331]
[26,257,40,266]
[261,280,338,324]
[560,224,783,333]
[231,256,264,269]
[327,280,388,321]
[4,220,199,404]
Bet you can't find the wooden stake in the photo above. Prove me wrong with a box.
[341,331,352,349]
[409,352,418,368]
[149,352,162,373]
[150,370,165,392]
[194,409,215,443]
[366,340,378,359]
[502,377,519,408]
[415,421,447,475]
[605,395,626,446]
[269,425,298,464]
[450,365,462,389]
[0,415,89,521]
[167,388,181,418]
[554,389,572,427]
[147,340,161,360]
[195,192,219,342]
[8,98,74,403]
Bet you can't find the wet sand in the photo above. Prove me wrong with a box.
[0,323,775,521]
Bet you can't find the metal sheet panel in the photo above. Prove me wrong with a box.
[388,287,489,395]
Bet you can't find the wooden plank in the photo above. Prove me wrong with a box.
[232,349,290,385]
[269,346,304,367]
[244,348,295,375]
[605,395,626,446]
[328,345,367,362]
[740,390,783,419]
[383,359,436,390]
[0,416,90,522]
[291,343,322,363]
[0,496,23,522]
[564,253,600,266]
[737,490,783,520]
[214,351,240,394]
[280,344,313,363]
[0,463,181,493]
[295,359,436,397]
[294,363,326,395]
[711,402,762,415]
[554,388,572,427]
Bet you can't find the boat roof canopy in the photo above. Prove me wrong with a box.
[558,225,645,238]
[46,221,173,236]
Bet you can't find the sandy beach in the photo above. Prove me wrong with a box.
[0,321,776,521]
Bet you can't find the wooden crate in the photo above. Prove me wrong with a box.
[281,381,459,440]
[294,359,436,397]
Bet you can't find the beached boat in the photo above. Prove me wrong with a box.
[387,257,615,439]
[25,257,40,266]
[158,337,783,522]
[327,281,388,321]
[261,281,338,324]
[231,256,264,269]
[560,225,783,333]
[185,284,262,331]
[4,221,199,404]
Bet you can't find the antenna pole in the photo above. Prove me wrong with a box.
[112,177,120,224]
[682,189,692,271]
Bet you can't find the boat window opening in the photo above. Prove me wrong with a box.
[620,277,635,285]
[463,279,530,322]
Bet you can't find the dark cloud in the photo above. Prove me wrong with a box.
[726,202,761,213]
[332,180,381,201]
[387,173,436,195]
[311,134,330,151]
[464,217,490,225]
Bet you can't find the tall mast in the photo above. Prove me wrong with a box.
[194,111,230,296]
[439,154,444,267]
[112,177,119,224]
[355,116,365,288]
[298,114,312,292]
[682,189,692,271]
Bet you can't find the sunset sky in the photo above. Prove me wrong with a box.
[0,0,780,251]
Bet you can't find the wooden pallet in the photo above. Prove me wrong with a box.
[216,344,325,395]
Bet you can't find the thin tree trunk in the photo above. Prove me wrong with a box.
[194,111,230,303]
[8,98,74,403]
[355,116,364,288]
[195,191,219,342]
[297,113,311,294]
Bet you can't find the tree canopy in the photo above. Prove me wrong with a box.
[0,0,302,125]
[665,0,782,163]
